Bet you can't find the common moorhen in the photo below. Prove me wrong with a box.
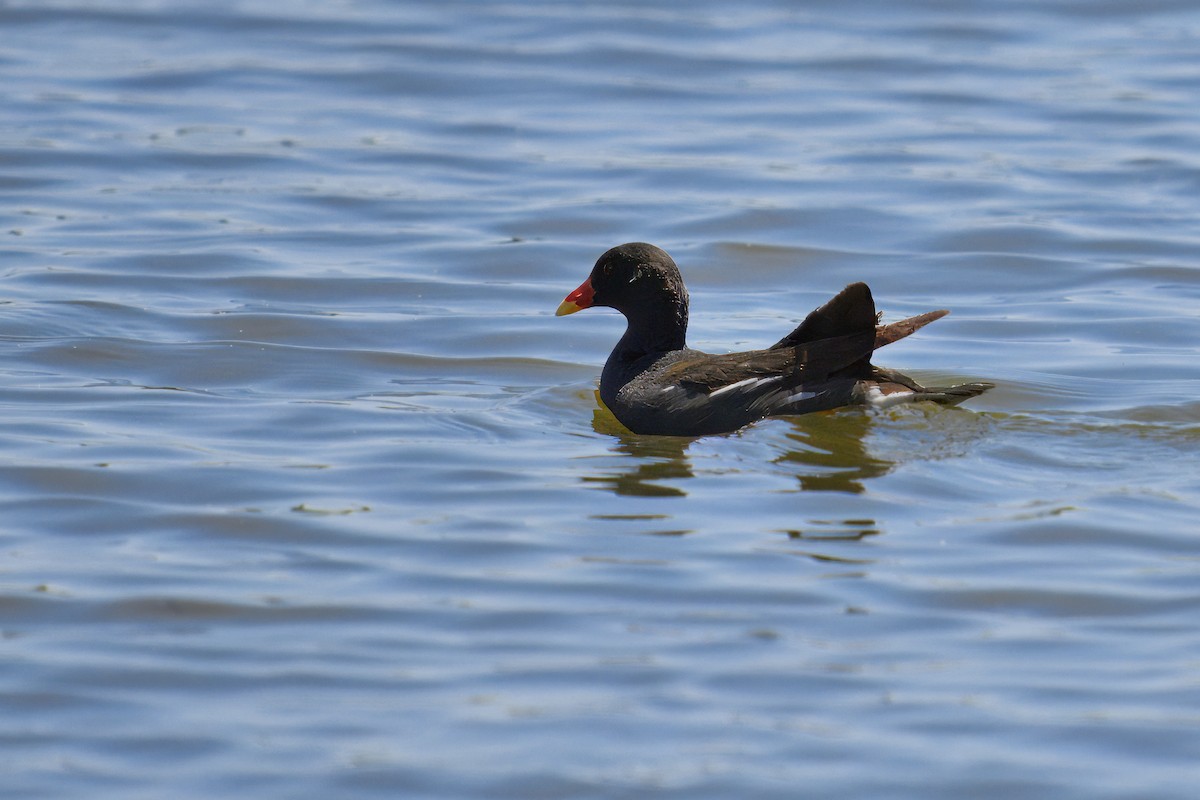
[556,242,992,436]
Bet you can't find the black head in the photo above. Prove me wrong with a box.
[556,244,690,349]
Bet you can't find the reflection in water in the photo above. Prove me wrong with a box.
[775,412,893,494]
[581,398,897,560]
[585,391,895,498]
[772,518,882,574]
[582,397,694,497]
[779,519,881,547]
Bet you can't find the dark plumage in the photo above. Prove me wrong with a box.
[557,242,992,436]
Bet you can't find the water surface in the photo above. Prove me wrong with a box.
[2,1,1199,798]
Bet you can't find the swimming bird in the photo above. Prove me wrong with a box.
[556,242,992,436]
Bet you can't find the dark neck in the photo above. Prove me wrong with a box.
[612,300,688,361]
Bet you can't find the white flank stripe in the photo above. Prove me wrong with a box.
[785,390,819,404]
[708,375,781,398]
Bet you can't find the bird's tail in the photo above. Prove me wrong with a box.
[865,367,994,408]
[909,381,995,406]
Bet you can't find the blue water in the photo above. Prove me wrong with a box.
[3,1,1200,798]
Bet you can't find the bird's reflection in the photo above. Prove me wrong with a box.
[582,398,694,497]
[772,411,892,494]
[583,391,894,497]
[580,394,895,558]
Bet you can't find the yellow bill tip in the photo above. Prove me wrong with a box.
[555,300,583,316]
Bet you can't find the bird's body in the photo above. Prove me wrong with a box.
[557,243,991,436]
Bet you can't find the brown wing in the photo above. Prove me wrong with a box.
[663,349,795,394]
[668,329,876,394]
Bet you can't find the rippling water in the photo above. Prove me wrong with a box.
[3,1,1200,797]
